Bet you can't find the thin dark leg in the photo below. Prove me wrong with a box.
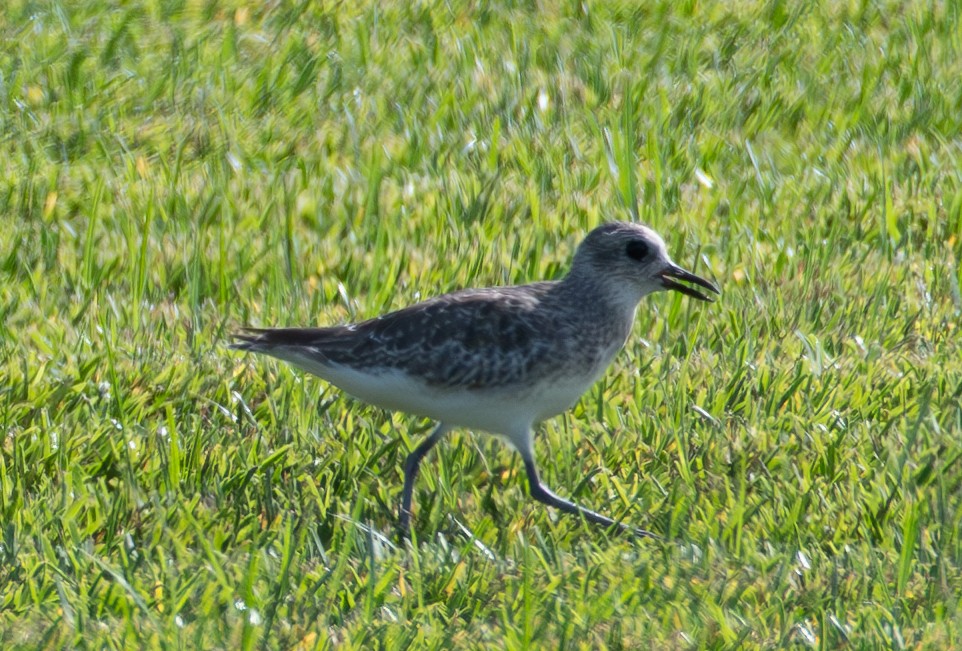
[522,456,660,540]
[399,423,451,536]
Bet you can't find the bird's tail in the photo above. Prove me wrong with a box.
[229,327,335,351]
[228,327,274,352]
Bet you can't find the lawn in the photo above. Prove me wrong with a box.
[2,0,962,648]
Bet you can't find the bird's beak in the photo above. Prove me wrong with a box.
[660,264,720,302]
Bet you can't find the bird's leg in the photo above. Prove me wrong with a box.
[399,422,451,538]
[522,456,660,540]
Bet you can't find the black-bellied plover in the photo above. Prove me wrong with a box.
[231,222,718,539]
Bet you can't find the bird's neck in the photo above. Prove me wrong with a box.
[554,271,641,327]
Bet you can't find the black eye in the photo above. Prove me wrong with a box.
[625,240,649,261]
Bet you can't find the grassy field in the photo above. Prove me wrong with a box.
[2,0,962,648]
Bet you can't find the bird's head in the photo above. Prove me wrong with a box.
[569,222,719,307]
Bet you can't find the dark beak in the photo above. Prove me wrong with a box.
[660,264,720,302]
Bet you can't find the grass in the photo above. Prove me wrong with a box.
[2,0,962,647]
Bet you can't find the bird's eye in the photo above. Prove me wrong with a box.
[625,240,649,261]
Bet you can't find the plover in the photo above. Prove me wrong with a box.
[231,222,718,539]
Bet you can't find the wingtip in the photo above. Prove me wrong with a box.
[228,328,268,350]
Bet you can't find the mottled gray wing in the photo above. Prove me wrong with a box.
[235,286,558,389]
[354,288,558,388]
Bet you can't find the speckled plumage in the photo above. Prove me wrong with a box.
[231,222,719,539]
[234,282,628,390]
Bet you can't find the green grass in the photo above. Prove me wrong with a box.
[2,0,962,647]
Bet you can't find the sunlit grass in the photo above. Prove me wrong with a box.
[2,0,961,648]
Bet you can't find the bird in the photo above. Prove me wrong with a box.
[230,222,719,539]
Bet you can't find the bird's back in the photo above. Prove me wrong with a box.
[233,282,561,388]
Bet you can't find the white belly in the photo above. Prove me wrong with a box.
[279,348,603,441]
